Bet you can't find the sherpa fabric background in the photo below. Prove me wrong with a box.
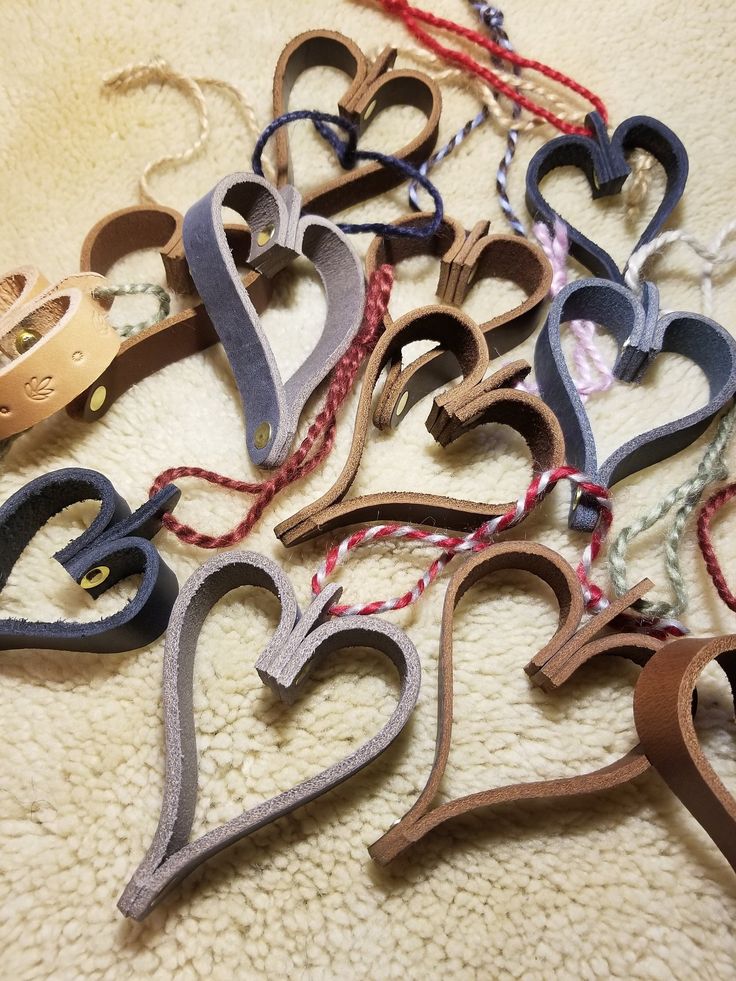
[1,1,736,977]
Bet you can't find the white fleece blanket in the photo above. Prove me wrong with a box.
[2,1,736,977]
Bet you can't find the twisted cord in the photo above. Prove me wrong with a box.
[92,282,171,337]
[623,149,655,222]
[697,480,736,613]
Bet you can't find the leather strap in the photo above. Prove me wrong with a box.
[0,272,120,439]
[634,634,736,875]
[0,265,49,317]
[67,204,272,422]
[0,467,179,653]
[535,277,736,531]
[369,542,659,865]
[272,29,441,218]
[118,550,420,920]
[275,308,564,546]
[183,172,365,468]
[364,213,552,429]
[525,111,689,282]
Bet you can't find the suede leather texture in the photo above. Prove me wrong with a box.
[1,2,736,978]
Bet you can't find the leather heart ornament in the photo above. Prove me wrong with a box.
[525,110,689,282]
[634,633,736,876]
[275,304,565,545]
[183,172,365,468]
[364,212,552,429]
[67,203,272,422]
[370,541,661,865]
[535,277,736,531]
[117,550,420,920]
[272,29,441,218]
[0,467,179,653]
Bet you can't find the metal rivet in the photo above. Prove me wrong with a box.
[15,328,40,354]
[257,224,275,247]
[81,565,110,590]
[0,406,9,415]
[395,392,409,417]
[89,385,107,412]
[572,485,584,508]
[254,421,272,449]
[363,99,377,122]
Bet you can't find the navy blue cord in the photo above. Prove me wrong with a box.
[251,109,443,239]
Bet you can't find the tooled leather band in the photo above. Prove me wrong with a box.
[183,172,365,468]
[275,308,564,546]
[634,634,736,875]
[525,110,689,282]
[365,213,552,429]
[272,30,441,218]
[535,277,736,531]
[0,271,120,439]
[67,204,272,422]
[370,542,661,865]
[0,467,179,653]
[118,550,420,920]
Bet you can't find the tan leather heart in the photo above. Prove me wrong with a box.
[369,542,660,864]
[271,29,441,218]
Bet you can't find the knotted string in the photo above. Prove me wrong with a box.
[251,109,443,238]
[149,265,394,548]
[375,0,608,136]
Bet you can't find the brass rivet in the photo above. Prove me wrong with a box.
[395,392,409,417]
[254,421,272,449]
[0,406,9,415]
[572,485,584,508]
[257,224,275,247]
[15,328,40,354]
[81,565,110,590]
[89,385,107,412]
[363,99,377,122]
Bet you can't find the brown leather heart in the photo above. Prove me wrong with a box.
[634,633,736,876]
[274,308,565,546]
[365,213,553,429]
[271,29,441,218]
[66,204,271,421]
[368,541,660,864]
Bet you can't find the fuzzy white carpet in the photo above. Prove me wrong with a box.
[1,1,736,977]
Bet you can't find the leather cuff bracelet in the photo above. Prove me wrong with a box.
[183,172,365,468]
[118,551,420,920]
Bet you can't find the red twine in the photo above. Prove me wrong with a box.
[697,481,736,613]
[149,264,394,549]
[376,0,607,136]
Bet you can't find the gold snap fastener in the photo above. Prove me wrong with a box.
[15,328,41,355]
[81,565,110,590]
[254,422,272,449]
[257,224,275,247]
[0,406,9,415]
[89,385,107,412]
[363,99,377,122]
[395,392,409,417]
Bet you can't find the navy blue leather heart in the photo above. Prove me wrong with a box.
[535,279,736,531]
[0,468,179,653]
[526,112,688,282]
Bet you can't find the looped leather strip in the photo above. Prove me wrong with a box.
[182,172,365,468]
[275,308,564,546]
[535,277,736,531]
[0,467,179,653]
[67,204,272,423]
[118,550,420,920]
[0,270,120,439]
[369,541,660,865]
[272,29,441,217]
[525,110,689,282]
[634,634,736,875]
[365,213,552,429]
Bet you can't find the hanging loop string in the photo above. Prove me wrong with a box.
[148,265,394,548]
[376,0,607,136]
[92,282,171,338]
[698,481,736,613]
[251,110,444,238]
[103,57,274,206]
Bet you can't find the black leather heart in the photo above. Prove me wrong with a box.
[0,467,179,653]
[535,278,736,530]
[526,111,688,282]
